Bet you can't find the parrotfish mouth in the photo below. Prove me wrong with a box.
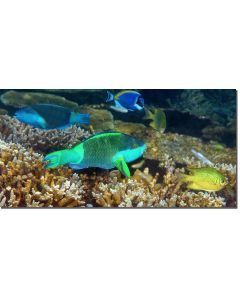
[43,154,59,169]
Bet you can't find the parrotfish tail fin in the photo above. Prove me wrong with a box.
[43,149,71,169]
[71,112,90,125]
[106,91,114,102]
[114,156,131,177]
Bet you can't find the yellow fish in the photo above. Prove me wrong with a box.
[180,167,227,192]
[143,107,166,133]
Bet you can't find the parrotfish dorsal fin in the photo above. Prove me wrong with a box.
[114,156,131,177]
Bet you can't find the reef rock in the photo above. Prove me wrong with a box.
[0,90,79,110]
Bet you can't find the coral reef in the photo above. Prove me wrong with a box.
[77,106,114,131]
[0,88,236,209]
[0,136,236,208]
[114,121,237,166]
[0,115,90,154]
[168,89,236,127]
[114,120,147,136]
[0,140,87,208]
[0,108,8,115]
[91,167,233,208]
[202,123,236,147]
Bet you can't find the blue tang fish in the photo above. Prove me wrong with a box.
[15,104,90,130]
[44,131,147,177]
[106,90,144,113]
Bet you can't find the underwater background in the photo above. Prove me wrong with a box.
[0,89,237,208]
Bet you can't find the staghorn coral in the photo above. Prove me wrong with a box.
[0,118,236,208]
[91,167,232,208]
[0,115,90,153]
[0,90,79,110]
[0,140,87,208]
[0,138,236,208]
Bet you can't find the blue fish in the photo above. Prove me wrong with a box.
[106,90,144,113]
[15,104,90,130]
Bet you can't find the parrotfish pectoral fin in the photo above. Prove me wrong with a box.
[114,156,131,177]
[106,91,114,102]
[110,101,128,113]
[15,107,47,129]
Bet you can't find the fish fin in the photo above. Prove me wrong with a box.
[150,121,158,130]
[106,91,114,102]
[114,156,131,177]
[143,107,153,120]
[15,107,47,129]
[70,112,90,125]
[158,109,167,133]
[134,104,144,111]
[68,163,84,170]
[55,124,71,130]
[110,101,128,113]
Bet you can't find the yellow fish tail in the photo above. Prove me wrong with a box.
[143,107,153,120]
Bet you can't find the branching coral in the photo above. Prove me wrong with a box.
[0,140,87,208]
[0,115,90,153]
[142,130,237,166]
[0,138,235,208]
[91,167,231,208]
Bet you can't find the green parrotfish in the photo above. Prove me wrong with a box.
[43,131,147,177]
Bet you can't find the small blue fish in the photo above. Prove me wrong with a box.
[106,90,144,113]
[15,104,90,130]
